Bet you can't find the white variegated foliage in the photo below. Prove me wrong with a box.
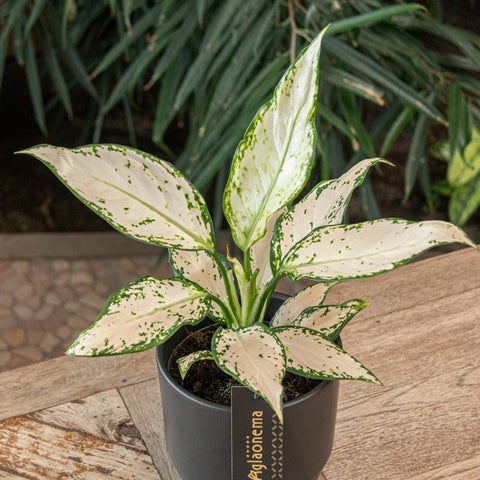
[223,32,325,251]
[270,283,334,327]
[67,276,210,356]
[212,324,286,421]
[170,249,228,322]
[249,208,285,289]
[291,300,369,338]
[21,144,215,251]
[281,219,476,281]
[20,29,479,419]
[275,326,380,384]
[273,158,387,265]
[178,350,214,379]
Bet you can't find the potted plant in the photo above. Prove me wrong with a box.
[20,31,476,479]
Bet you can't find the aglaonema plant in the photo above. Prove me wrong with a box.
[19,31,476,421]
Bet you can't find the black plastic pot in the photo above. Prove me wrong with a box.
[156,293,339,480]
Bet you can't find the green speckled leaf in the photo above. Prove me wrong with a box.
[212,323,286,421]
[177,350,214,379]
[282,219,476,281]
[270,283,333,327]
[275,326,380,383]
[448,126,480,188]
[20,144,215,251]
[273,158,387,268]
[223,31,325,251]
[249,208,285,289]
[170,248,228,321]
[67,276,210,356]
[291,299,368,338]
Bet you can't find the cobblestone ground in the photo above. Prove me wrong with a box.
[0,255,169,372]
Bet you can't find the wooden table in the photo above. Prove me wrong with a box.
[1,247,479,479]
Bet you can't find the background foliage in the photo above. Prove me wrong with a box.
[1,0,480,226]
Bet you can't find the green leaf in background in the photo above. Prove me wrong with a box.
[449,171,480,226]
[447,83,470,160]
[448,126,480,188]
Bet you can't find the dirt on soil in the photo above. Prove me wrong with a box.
[168,323,323,406]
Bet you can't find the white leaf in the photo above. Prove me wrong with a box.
[21,144,215,251]
[270,283,333,327]
[67,276,210,356]
[170,249,228,322]
[223,31,325,250]
[212,324,286,421]
[292,299,368,338]
[250,208,285,288]
[282,219,477,281]
[177,350,214,379]
[273,158,387,265]
[276,326,380,383]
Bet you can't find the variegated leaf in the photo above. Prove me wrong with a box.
[282,219,477,281]
[270,283,334,327]
[21,144,215,251]
[223,31,325,251]
[170,249,228,322]
[291,299,368,338]
[250,208,285,288]
[177,350,214,379]
[273,158,387,266]
[212,324,286,420]
[67,276,210,356]
[275,326,380,383]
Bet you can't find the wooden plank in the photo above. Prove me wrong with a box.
[28,389,146,451]
[0,473,27,479]
[402,455,480,480]
[0,390,159,480]
[322,262,480,479]
[0,349,157,421]
[120,379,181,480]
[325,246,480,318]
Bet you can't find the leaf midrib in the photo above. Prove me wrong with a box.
[93,176,212,250]
[244,106,303,249]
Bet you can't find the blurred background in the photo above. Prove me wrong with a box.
[1,0,480,239]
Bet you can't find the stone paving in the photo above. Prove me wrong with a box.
[0,239,170,372]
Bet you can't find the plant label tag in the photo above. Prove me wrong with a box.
[231,386,283,480]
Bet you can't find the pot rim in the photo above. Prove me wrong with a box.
[156,340,337,413]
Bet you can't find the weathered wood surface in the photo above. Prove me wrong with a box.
[0,247,479,479]
[0,349,157,420]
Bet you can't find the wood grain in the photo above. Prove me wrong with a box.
[0,390,159,479]
[403,455,480,480]
[120,379,180,479]
[322,248,480,480]
[1,247,479,479]
[0,349,157,421]
[28,389,146,451]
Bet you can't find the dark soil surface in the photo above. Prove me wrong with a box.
[168,324,322,406]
